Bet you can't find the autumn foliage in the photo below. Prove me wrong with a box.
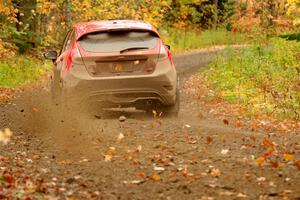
[1,0,300,54]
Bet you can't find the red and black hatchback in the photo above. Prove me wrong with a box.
[44,20,179,115]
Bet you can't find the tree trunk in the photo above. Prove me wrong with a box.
[66,0,71,27]
[213,0,218,29]
[268,0,276,26]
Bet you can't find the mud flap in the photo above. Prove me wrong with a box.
[51,68,63,106]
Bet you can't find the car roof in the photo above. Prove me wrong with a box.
[74,20,159,40]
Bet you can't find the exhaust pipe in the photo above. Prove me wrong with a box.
[146,100,153,106]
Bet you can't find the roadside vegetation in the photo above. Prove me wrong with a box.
[185,0,300,122]
[205,38,300,120]
[163,28,250,52]
[0,56,51,88]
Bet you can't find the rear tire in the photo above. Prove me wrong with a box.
[161,86,180,117]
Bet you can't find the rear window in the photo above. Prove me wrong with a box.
[79,30,159,53]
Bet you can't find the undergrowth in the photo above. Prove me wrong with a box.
[161,28,250,52]
[0,56,51,88]
[205,38,300,120]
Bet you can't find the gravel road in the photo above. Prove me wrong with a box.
[0,48,299,199]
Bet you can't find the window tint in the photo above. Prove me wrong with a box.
[79,31,158,53]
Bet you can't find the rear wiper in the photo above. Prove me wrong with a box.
[120,47,149,53]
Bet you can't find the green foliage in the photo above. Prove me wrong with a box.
[161,28,249,52]
[205,38,300,120]
[10,30,42,53]
[0,56,51,88]
[279,32,300,41]
[166,0,233,28]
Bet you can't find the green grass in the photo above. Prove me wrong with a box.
[204,38,300,120]
[161,28,250,52]
[0,56,51,88]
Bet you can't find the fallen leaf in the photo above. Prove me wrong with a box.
[269,181,276,187]
[223,119,229,125]
[16,161,25,167]
[283,153,294,161]
[294,160,300,170]
[270,161,279,168]
[123,180,143,184]
[199,196,214,200]
[32,107,39,112]
[104,155,112,162]
[189,140,198,144]
[206,136,213,144]
[283,190,292,194]
[137,172,146,178]
[221,149,229,155]
[152,110,157,118]
[60,159,74,165]
[119,115,127,122]
[210,168,221,177]
[198,113,205,119]
[181,167,188,177]
[220,136,226,143]
[136,145,142,152]
[128,156,140,165]
[256,157,265,166]
[184,124,191,128]
[3,173,14,184]
[257,177,266,182]
[261,138,275,149]
[0,128,13,145]
[116,133,125,143]
[251,123,258,131]
[154,133,162,138]
[236,193,247,198]
[106,147,116,156]
[285,178,291,182]
[279,123,288,133]
[219,191,235,196]
[150,174,161,181]
[264,149,274,157]
[33,155,41,160]
[154,166,165,171]
[235,120,242,128]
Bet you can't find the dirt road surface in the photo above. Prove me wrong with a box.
[1,48,299,199]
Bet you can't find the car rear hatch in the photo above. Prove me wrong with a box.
[77,29,161,77]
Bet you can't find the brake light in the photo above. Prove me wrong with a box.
[143,59,156,73]
[158,44,174,66]
[167,49,174,66]
[66,43,84,70]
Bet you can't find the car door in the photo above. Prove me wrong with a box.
[51,30,74,103]
[55,30,75,77]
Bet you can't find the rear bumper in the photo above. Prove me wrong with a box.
[62,64,177,106]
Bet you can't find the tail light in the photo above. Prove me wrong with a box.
[61,43,86,77]
[158,43,174,67]
[167,49,174,66]
[66,43,84,70]
[143,59,156,73]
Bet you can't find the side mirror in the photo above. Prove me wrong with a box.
[165,45,171,50]
[44,50,58,61]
